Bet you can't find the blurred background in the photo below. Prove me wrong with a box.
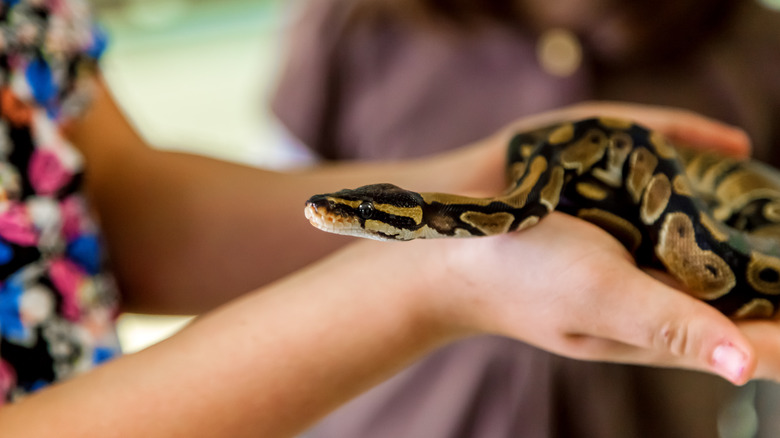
[92,0,300,353]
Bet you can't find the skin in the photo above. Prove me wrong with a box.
[65,77,506,313]
[71,78,749,314]
[0,217,769,437]
[0,77,775,436]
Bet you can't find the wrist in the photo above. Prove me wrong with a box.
[405,238,492,341]
[316,240,463,349]
[342,240,476,347]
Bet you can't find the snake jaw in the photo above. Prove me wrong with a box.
[304,202,364,236]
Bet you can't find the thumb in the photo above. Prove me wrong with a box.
[576,267,756,385]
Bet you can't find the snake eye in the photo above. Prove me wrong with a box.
[358,201,375,219]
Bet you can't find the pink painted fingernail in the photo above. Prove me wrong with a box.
[712,344,747,383]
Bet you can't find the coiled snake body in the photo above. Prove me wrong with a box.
[305,118,780,318]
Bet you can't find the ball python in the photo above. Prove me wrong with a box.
[305,117,780,319]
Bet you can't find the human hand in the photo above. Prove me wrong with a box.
[447,101,751,198]
[415,213,757,385]
[329,104,757,384]
[500,100,751,157]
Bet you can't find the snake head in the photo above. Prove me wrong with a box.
[305,183,426,240]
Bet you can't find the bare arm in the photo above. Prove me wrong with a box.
[4,212,780,437]
[65,78,751,314]
[66,77,505,314]
[0,239,444,437]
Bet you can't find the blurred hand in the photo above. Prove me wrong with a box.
[503,100,751,157]
[457,100,751,198]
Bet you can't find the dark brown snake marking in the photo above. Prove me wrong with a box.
[305,118,780,318]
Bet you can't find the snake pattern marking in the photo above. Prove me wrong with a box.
[305,118,780,319]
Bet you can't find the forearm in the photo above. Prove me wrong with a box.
[67,77,505,313]
[68,82,748,315]
[0,240,451,437]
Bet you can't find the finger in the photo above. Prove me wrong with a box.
[563,101,752,157]
[564,262,755,385]
[553,333,760,387]
[647,112,751,158]
[500,102,751,158]
[555,334,712,372]
[597,103,750,157]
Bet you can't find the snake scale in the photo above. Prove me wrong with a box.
[305,117,780,319]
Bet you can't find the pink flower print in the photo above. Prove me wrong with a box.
[49,258,86,322]
[60,200,81,241]
[0,359,15,405]
[60,196,93,241]
[29,149,73,195]
[48,0,66,14]
[0,203,38,246]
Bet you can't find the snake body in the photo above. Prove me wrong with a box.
[305,118,780,318]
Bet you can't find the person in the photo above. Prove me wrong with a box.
[0,1,779,436]
[271,0,780,437]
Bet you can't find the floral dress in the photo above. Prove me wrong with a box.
[0,0,120,403]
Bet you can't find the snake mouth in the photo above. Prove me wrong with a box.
[304,202,363,235]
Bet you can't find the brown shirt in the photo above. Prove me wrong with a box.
[273,1,780,436]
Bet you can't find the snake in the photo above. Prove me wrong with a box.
[304,117,780,319]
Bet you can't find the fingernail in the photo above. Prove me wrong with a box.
[712,343,747,383]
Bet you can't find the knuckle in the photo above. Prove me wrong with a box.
[653,320,693,357]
